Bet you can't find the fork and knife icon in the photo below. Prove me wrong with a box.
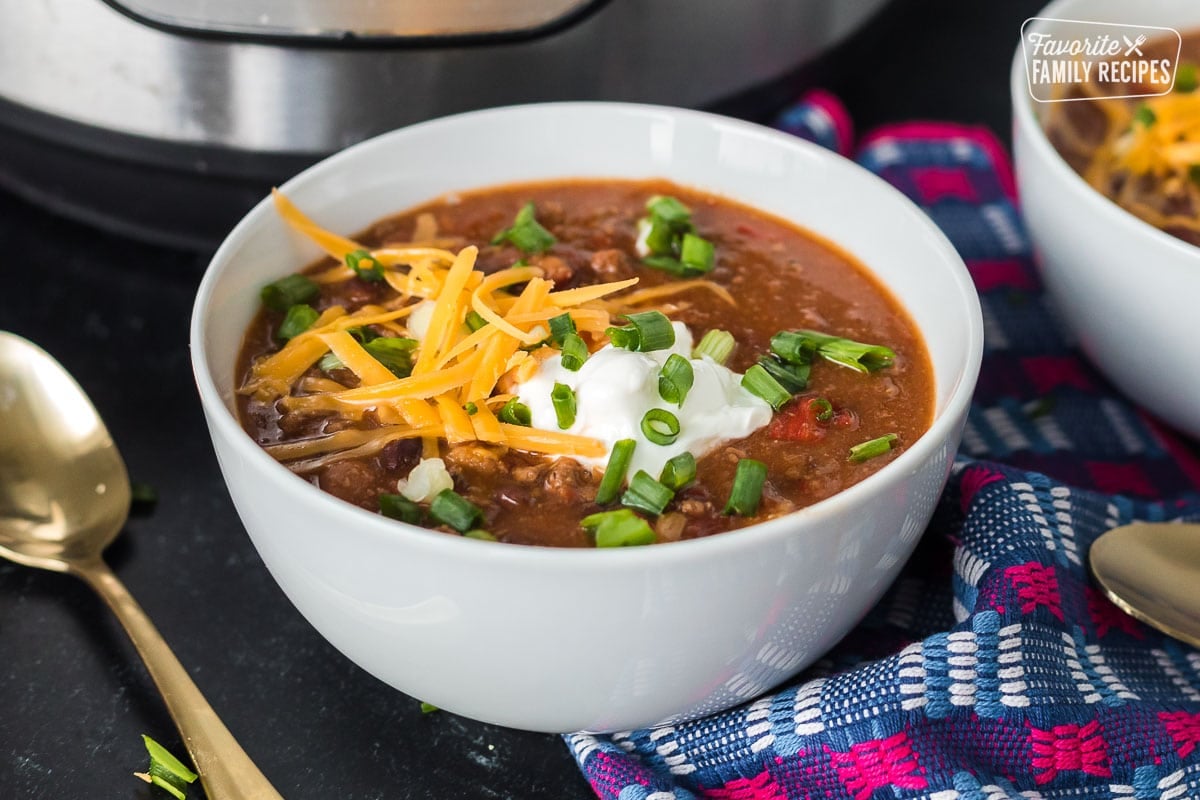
[1123,34,1147,57]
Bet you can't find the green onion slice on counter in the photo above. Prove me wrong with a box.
[136,735,198,800]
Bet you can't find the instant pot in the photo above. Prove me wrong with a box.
[0,0,890,248]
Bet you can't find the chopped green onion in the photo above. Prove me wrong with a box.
[638,195,708,273]
[260,273,318,312]
[320,336,415,378]
[679,233,715,273]
[641,255,693,276]
[319,328,414,375]
[757,355,809,393]
[465,310,489,332]
[548,312,577,344]
[364,336,418,378]
[659,452,697,491]
[1189,164,1200,189]
[130,481,158,510]
[849,433,899,463]
[693,329,735,365]
[419,702,439,714]
[345,248,384,281]
[641,216,677,256]
[769,331,818,366]
[464,402,478,416]
[621,470,675,515]
[137,735,198,800]
[1178,62,1198,93]
[595,439,637,505]
[605,324,639,350]
[498,397,532,426]
[347,325,378,344]
[724,459,767,516]
[646,195,693,226]
[1132,104,1157,129]
[580,508,656,547]
[551,382,576,429]
[641,408,681,445]
[429,489,483,532]
[606,310,675,352]
[276,304,319,341]
[464,529,497,541]
[560,332,589,372]
[779,330,895,373]
[658,354,694,406]
[741,364,791,410]
[379,493,422,525]
[491,202,556,253]
[809,397,834,421]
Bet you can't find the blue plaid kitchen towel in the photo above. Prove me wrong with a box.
[565,92,1200,799]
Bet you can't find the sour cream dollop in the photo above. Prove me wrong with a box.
[516,322,772,477]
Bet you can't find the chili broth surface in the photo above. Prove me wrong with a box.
[237,179,934,547]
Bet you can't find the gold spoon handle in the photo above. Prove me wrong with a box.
[73,557,285,800]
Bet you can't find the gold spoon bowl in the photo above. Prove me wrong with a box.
[0,331,284,800]
[1090,520,1200,650]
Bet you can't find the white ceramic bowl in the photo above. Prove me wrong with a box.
[191,102,982,733]
[1013,1,1200,439]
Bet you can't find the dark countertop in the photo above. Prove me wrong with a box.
[0,1,1044,797]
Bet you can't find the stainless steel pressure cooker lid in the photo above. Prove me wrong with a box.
[111,0,603,40]
[0,0,891,250]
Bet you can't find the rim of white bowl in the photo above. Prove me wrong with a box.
[191,101,983,569]
[1010,7,1200,261]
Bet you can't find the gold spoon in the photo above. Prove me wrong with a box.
[1090,520,1200,649]
[0,331,284,800]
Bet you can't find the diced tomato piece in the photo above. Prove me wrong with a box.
[769,398,827,442]
[769,397,859,441]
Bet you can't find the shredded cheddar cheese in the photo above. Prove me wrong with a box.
[245,192,650,468]
[1049,81,1200,236]
[244,191,751,474]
